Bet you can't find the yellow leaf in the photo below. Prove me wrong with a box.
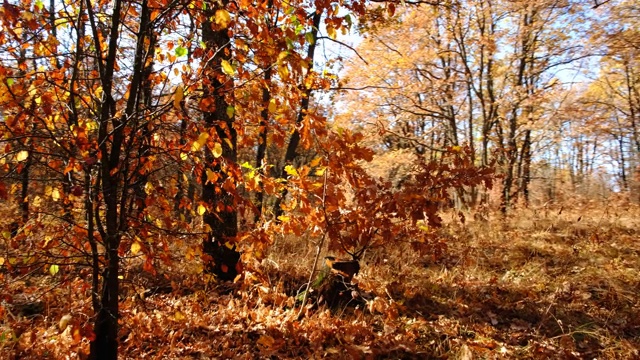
[268,99,277,113]
[59,314,72,331]
[221,59,235,76]
[197,204,206,216]
[16,150,29,162]
[212,143,223,158]
[277,51,289,63]
[224,138,233,150]
[131,241,141,255]
[49,264,59,276]
[0,257,4,266]
[51,189,60,202]
[192,132,209,152]
[277,215,290,222]
[215,9,231,28]
[327,25,337,40]
[174,310,185,321]
[284,165,298,177]
[180,152,188,161]
[174,85,184,109]
[278,65,289,80]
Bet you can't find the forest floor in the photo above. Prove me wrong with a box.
[1,201,639,359]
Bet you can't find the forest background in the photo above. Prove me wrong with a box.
[0,0,639,358]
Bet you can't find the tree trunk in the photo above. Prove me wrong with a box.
[201,0,240,281]
[273,10,322,219]
[255,68,271,223]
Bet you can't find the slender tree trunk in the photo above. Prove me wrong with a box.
[500,107,518,214]
[521,129,532,206]
[86,0,126,354]
[132,0,155,218]
[255,68,271,223]
[20,152,30,224]
[273,10,322,219]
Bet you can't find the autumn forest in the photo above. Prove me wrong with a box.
[0,0,639,358]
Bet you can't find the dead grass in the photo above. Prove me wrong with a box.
[1,203,639,358]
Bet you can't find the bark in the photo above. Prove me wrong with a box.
[201,0,240,281]
[521,129,532,206]
[131,0,156,218]
[20,151,30,224]
[273,10,322,219]
[255,67,271,223]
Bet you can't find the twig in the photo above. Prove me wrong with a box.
[297,168,329,318]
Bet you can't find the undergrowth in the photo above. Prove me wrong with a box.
[1,202,639,359]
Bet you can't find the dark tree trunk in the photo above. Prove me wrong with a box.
[255,68,271,223]
[201,0,240,280]
[20,152,30,225]
[273,10,322,219]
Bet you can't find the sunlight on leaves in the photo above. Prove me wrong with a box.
[16,151,29,162]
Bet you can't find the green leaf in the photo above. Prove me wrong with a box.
[345,14,353,29]
[305,32,315,45]
[6,78,14,86]
[226,105,235,118]
[175,46,188,57]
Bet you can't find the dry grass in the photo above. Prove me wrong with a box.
[1,202,639,358]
